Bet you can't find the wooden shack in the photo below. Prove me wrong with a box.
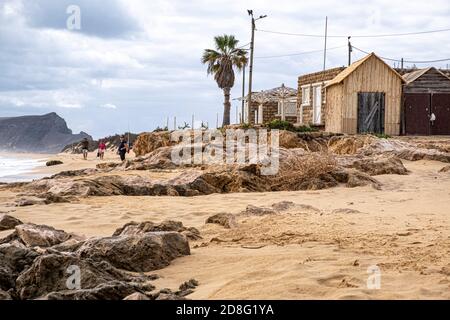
[402,67,450,135]
[325,53,404,135]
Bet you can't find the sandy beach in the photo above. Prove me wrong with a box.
[1,145,449,299]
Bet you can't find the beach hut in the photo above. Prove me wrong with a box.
[325,53,404,135]
[297,67,345,127]
[241,84,298,125]
[402,67,450,135]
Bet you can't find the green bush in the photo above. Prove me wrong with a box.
[371,133,391,139]
[266,120,295,131]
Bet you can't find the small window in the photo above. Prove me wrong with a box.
[301,86,311,106]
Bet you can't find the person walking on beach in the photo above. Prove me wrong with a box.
[98,140,106,160]
[81,138,89,160]
[117,136,129,162]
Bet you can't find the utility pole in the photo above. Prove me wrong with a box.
[323,16,328,71]
[241,65,246,124]
[247,10,267,124]
[401,58,404,71]
[348,36,352,66]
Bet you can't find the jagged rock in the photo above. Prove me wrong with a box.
[15,253,151,300]
[76,232,190,272]
[339,156,408,176]
[15,224,71,247]
[178,279,199,292]
[123,292,151,300]
[0,214,23,231]
[112,220,201,240]
[0,290,12,300]
[206,213,237,229]
[46,160,63,167]
[133,131,175,157]
[0,242,40,291]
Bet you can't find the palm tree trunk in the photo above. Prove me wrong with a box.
[222,87,231,127]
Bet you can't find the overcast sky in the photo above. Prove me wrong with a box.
[1,0,450,138]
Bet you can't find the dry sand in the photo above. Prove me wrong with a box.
[0,154,448,300]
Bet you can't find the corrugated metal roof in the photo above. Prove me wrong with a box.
[325,53,405,88]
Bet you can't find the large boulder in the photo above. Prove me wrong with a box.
[0,242,40,291]
[76,232,190,272]
[15,224,71,247]
[206,213,237,229]
[339,156,408,176]
[0,214,23,231]
[15,253,151,300]
[113,220,201,241]
[133,131,175,157]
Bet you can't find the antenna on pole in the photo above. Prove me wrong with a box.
[348,36,352,66]
[323,16,328,71]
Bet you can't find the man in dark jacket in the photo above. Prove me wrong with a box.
[81,138,89,160]
[117,136,129,161]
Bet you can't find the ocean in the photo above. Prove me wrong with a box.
[0,155,45,183]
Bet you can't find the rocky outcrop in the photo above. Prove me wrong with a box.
[439,165,450,173]
[0,214,22,231]
[76,232,190,272]
[15,254,152,300]
[112,220,201,240]
[133,131,175,157]
[0,113,91,153]
[15,224,71,247]
[206,213,237,229]
[338,156,408,176]
[0,221,193,300]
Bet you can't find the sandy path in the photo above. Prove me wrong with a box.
[0,160,449,299]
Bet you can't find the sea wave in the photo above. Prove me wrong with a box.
[0,156,45,182]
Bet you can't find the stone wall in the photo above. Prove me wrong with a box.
[297,67,346,126]
[248,101,297,125]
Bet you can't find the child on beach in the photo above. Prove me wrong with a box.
[98,140,106,160]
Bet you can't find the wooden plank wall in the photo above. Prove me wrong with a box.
[404,69,450,94]
[324,84,343,132]
[341,55,402,135]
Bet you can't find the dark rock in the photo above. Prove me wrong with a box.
[46,160,63,167]
[0,242,40,291]
[15,224,71,247]
[76,232,190,272]
[15,253,150,300]
[205,213,237,229]
[0,214,23,231]
[439,165,450,173]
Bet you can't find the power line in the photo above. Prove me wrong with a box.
[255,45,346,59]
[351,45,450,63]
[256,27,450,38]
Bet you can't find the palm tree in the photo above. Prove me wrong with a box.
[202,35,248,127]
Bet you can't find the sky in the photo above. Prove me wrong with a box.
[1,0,450,138]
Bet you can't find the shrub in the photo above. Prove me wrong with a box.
[266,120,317,133]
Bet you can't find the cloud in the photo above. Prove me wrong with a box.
[0,0,450,139]
[100,103,118,109]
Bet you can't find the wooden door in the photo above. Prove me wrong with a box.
[357,92,385,134]
[404,93,431,135]
[313,86,322,125]
[431,94,450,135]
